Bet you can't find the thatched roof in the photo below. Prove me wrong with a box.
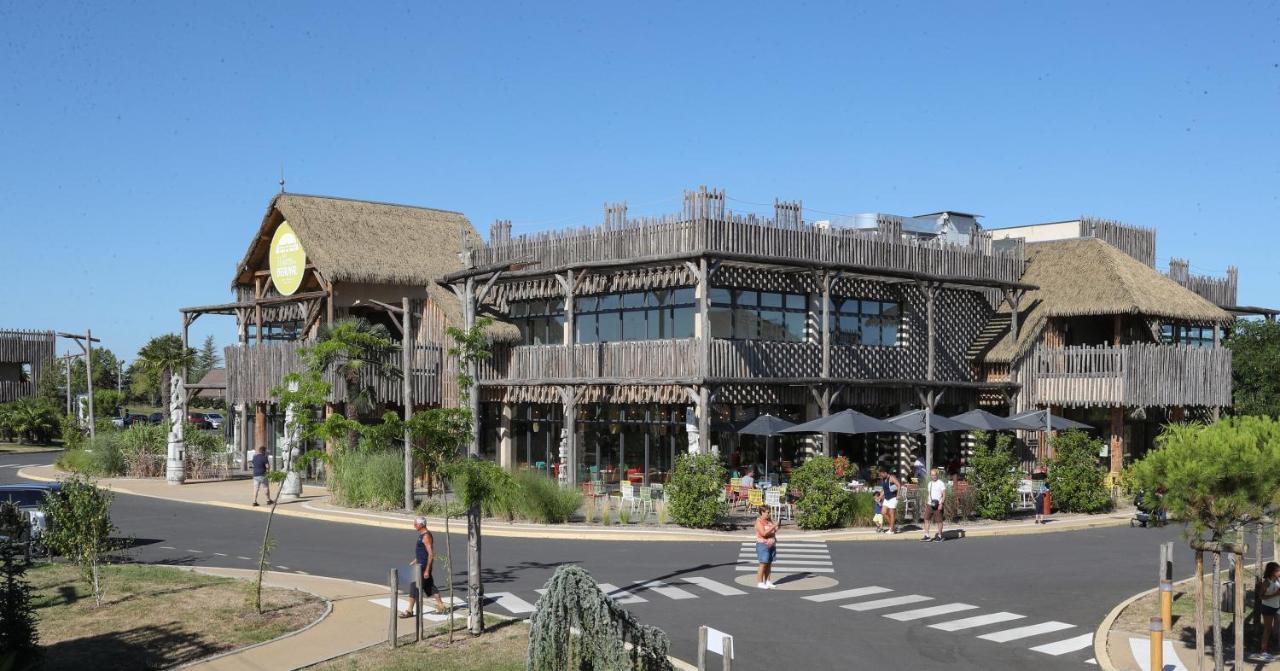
[979,238,1232,364]
[233,193,480,288]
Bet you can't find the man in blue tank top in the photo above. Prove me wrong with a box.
[402,517,447,617]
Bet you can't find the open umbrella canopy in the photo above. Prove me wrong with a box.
[884,409,975,434]
[949,409,1026,431]
[1007,409,1094,432]
[780,409,904,435]
[736,414,796,437]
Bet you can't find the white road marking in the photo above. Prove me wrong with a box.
[484,592,536,614]
[803,587,893,603]
[929,611,1025,632]
[213,552,227,557]
[236,556,252,561]
[276,565,289,570]
[1127,637,1189,671]
[159,546,176,550]
[683,577,746,596]
[735,566,835,573]
[1029,633,1094,656]
[884,603,978,621]
[641,581,698,600]
[186,549,202,553]
[735,558,834,566]
[841,595,932,611]
[978,621,1074,643]
[596,583,647,604]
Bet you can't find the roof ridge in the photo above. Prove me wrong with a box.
[276,192,466,217]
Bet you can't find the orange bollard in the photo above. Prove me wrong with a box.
[1150,617,1164,671]
[1161,580,1173,633]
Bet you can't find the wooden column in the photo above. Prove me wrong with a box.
[820,271,832,381]
[698,258,711,379]
[1109,406,1124,474]
[560,387,578,486]
[921,283,939,477]
[254,276,264,345]
[402,297,414,512]
[255,402,268,457]
[463,276,480,456]
[1113,314,1123,346]
[498,402,514,470]
[1170,406,1185,423]
[698,386,711,454]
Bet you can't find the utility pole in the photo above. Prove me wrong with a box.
[85,329,95,439]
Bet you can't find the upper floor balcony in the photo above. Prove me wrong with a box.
[1025,343,1231,408]
[224,341,445,407]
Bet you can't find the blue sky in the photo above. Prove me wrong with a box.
[2,1,1277,361]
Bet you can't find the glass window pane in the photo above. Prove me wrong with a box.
[651,290,667,307]
[529,300,546,315]
[577,314,597,343]
[786,293,807,310]
[647,308,663,340]
[531,318,546,345]
[511,302,528,317]
[599,294,620,310]
[862,317,882,347]
[673,306,695,338]
[597,312,620,342]
[733,307,755,339]
[785,312,806,342]
[882,320,898,347]
[709,306,733,338]
[623,292,645,309]
[735,289,759,306]
[709,287,732,305]
[576,296,596,313]
[548,315,564,345]
[882,302,900,319]
[673,287,695,305]
[622,310,646,341]
[863,301,882,316]
[759,310,785,341]
[760,292,783,308]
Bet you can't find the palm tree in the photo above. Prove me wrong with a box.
[8,400,57,444]
[136,334,197,408]
[307,318,400,453]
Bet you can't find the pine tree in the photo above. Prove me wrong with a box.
[194,335,220,383]
[0,503,38,669]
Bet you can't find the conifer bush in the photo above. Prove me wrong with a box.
[0,531,38,670]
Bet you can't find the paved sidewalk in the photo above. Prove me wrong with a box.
[20,465,1131,542]
[181,567,392,671]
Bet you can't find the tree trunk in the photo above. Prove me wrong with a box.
[444,495,455,644]
[344,403,360,453]
[1213,552,1224,671]
[467,503,484,634]
[255,499,279,614]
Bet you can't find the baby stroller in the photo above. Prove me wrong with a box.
[1131,489,1167,528]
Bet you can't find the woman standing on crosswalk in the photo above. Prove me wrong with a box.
[755,506,778,589]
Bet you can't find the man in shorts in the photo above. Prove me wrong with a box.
[922,468,946,542]
[251,446,273,507]
[403,517,447,617]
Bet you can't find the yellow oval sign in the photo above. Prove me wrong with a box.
[269,221,306,296]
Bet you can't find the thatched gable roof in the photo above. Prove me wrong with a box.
[979,238,1232,364]
[233,193,480,289]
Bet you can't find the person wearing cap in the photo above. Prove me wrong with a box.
[402,517,447,617]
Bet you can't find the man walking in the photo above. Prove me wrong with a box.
[402,517,447,617]
[880,469,901,534]
[922,468,946,542]
[251,446,273,507]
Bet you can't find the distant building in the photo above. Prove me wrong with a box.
[0,330,55,403]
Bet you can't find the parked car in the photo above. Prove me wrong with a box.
[186,412,211,430]
[148,412,165,424]
[111,416,126,429]
[0,483,64,556]
[201,412,225,430]
[125,413,150,427]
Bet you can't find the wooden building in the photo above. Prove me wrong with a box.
[0,330,55,403]
[980,221,1236,472]
[181,193,515,463]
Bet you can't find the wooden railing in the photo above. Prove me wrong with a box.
[0,381,36,404]
[225,341,443,406]
[471,190,1025,285]
[1166,259,1238,308]
[1027,343,1232,408]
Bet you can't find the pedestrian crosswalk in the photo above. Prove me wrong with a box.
[736,540,835,573]
[0,464,43,469]
[803,584,1094,663]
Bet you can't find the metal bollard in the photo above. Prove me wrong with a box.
[388,568,399,648]
[1150,616,1163,671]
[1160,579,1173,633]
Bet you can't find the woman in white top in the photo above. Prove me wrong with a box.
[1256,561,1280,662]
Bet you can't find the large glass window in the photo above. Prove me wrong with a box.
[575,288,696,343]
[1161,324,1216,348]
[827,297,902,347]
[709,288,808,342]
[509,299,565,346]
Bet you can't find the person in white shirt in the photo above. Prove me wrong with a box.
[1255,561,1280,662]
[739,467,755,489]
[922,468,947,542]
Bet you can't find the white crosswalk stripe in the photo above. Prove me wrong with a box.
[803,587,893,603]
[884,603,977,621]
[977,621,1075,643]
[640,581,697,600]
[929,611,1025,632]
[737,540,834,574]
[735,565,836,573]
[484,592,535,614]
[841,595,932,611]
[683,577,746,596]
[476,575,746,617]
[1029,633,1094,656]
[596,583,647,604]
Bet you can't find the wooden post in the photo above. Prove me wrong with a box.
[698,386,710,454]
[697,625,708,671]
[85,329,95,440]
[402,297,414,513]
[1196,550,1205,671]
[414,567,423,642]
[181,315,190,419]
[63,355,72,417]
[722,636,732,671]
[1160,543,1168,587]
[1234,549,1245,670]
[255,403,267,456]
[1150,617,1163,671]
[1212,552,1223,671]
[1109,407,1124,474]
[388,568,399,648]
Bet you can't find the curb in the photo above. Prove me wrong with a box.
[1093,570,1211,671]
[18,467,1130,542]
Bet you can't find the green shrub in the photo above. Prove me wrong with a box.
[416,497,467,518]
[505,470,582,524]
[844,491,877,527]
[58,432,126,477]
[790,456,853,530]
[330,450,403,510]
[1047,430,1112,513]
[666,453,727,529]
[970,431,1019,520]
[59,414,85,451]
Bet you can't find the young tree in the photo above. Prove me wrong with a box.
[1228,320,1280,418]
[41,475,118,607]
[193,335,221,383]
[135,335,196,407]
[0,502,38,670]
[69,348,120,396]
[969,430,1019,520]
[306,318,400,455]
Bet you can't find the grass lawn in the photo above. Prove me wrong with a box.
[0,440,63,453]
[30,562,326,670]
[313,617,527,671]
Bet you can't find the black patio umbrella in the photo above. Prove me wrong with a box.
[780,409,904,435]
[884,409,974,434]
[737,414,796,480]
[1006,409,1094,432]
[949,409,1026,432]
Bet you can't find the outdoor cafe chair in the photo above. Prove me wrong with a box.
[900,484,918,522]
[621,484,641,515]
[638,486,654,519]
[735,485,753,512]
[765,488,792,522]
[747,487,765,510]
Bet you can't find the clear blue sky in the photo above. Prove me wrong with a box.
[2,1,1277,362]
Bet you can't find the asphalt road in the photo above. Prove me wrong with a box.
[5,452,1200,670]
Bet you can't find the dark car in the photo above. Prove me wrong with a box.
[148,412,165,425]
[0,483,64,555]
[186,412,211,430]
[125,413,150,427]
